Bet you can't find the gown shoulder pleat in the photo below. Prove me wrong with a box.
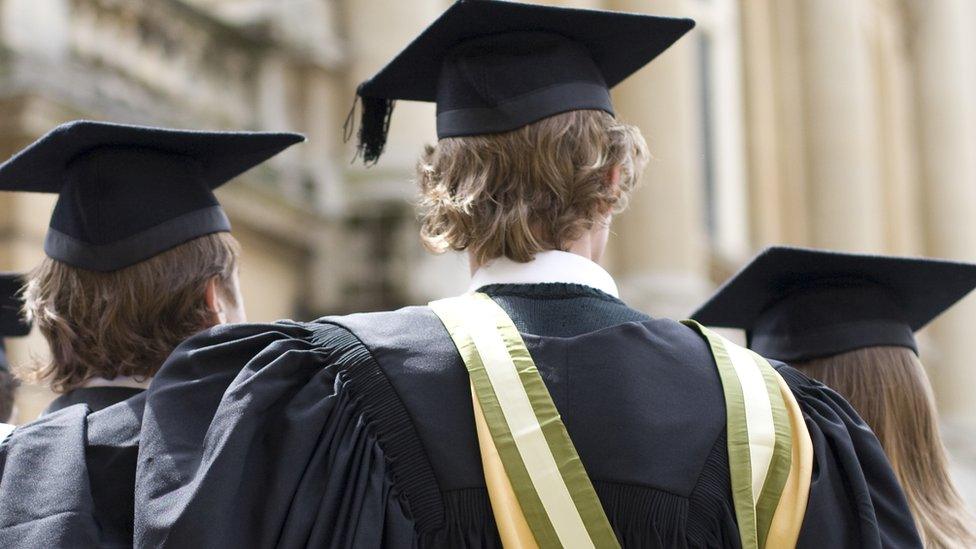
[776,365,922,549]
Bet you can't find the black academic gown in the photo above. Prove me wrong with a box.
[134,284,921,548]
[45,386,144,415]
[0,386,145,547]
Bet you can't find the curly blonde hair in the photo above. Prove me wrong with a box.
[21,232,240,393]
[416,109,649,265]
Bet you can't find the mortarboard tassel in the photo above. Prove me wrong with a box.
[347,84,395,165]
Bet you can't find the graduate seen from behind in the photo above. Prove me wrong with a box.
[134,2,919,548]
[693,246,976,548]
[0,121,303,547]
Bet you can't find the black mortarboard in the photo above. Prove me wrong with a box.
[349,0,695,163]
[1,273,30,372]
[691,246,976,362]
[0,120,304,272]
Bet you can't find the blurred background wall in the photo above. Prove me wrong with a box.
[0,0,973,501]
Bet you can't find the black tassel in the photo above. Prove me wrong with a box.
[348,84,395,165]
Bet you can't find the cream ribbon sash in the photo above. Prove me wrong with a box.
[430,294,811,548]
[682,321,812,548]
[431,293,619,548]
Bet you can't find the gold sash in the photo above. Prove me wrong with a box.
[431,295,812,548]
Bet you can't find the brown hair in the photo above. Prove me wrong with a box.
[21,232,241,393]
[794,347,976,548]
[416,109,649,265]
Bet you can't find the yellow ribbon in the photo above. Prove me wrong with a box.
[764,373,813,547]
[472,383,540,548]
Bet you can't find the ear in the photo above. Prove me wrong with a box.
[607,165,622,186]
[204,277,225,325]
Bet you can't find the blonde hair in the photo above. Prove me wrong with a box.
[795,347,976,548]
[416,109,649,265]
[21,232,241,393]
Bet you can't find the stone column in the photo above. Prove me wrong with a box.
[739,0,782,246]
[874,5,923,256]
[707,0,751,262]
[606,0,710,319]
[798,0,884,252]
[912,0,976,427]
[739,0,811,248]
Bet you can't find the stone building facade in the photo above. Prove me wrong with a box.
[0,0,973,499]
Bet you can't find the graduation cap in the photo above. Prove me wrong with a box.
[349,0,695,163]
[690,246,976,362]
[0,273,30,372]
[0,120,305,272]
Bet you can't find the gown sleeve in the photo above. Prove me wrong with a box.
[775,364,922,549]
[0,405,101,547]
[134,321,417,549]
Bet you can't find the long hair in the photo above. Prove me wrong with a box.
[794,346,975,548]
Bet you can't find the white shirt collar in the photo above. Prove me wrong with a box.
[0,422,15,441]
[468,250,619,298]
[80,375,151,390]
